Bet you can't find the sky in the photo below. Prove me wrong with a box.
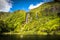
[0,0,53,12]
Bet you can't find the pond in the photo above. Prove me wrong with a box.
[0,34,60,40]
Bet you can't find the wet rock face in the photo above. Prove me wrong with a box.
[50,6,60,12]
[40,3,60,16]
[43,6,60,13]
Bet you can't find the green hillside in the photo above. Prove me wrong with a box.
[0,2,60,35]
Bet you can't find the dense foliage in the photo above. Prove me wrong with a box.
[0,2,60,35]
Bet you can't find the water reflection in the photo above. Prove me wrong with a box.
[0,34,60,40]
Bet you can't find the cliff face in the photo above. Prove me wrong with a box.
[0,1,60,34]
[29,2,60,18]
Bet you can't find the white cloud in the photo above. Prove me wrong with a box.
[28,2,44,10]
[0,0,12,12]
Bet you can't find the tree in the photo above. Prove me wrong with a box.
[0,20,9,33]
[57,13,60,17]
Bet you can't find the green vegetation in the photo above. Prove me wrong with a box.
[0,2,60,35]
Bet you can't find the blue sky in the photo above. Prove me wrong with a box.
[10,0,43,12]
[0,0,53,12]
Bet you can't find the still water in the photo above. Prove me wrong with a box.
[0,34,60,40]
